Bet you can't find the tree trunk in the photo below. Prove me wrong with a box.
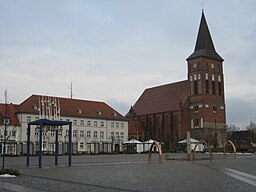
[2,142,6,170]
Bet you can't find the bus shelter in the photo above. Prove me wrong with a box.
[27,119,72,168]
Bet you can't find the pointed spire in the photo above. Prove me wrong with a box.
[187,11,223,61]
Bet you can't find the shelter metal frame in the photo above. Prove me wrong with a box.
[27,119,72,168]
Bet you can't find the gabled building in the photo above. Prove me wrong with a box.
[127,11,227,151]
[0,95,128,155]
[0,103,21,155]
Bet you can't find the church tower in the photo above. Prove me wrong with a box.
[186,11,226,147]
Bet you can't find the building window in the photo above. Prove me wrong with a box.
[73,120,77,126]
[80,120,84,126]
[205,80,209,94]
[3,118,10,125]
[211,63,214,69]
[194,119,200,128]
[193,81,198,95]
[111,122,114,128]
[96,110,101,115]
[116,123,119,128]
[212,81,216,95]
[100,131,104,140]
[87,131,91,138]
[218,82,222,96]
[12,131,16,137]
[194,74,197,81]
[94,121,98,127]
[80,130,85,137]
[194,105,199,113]
[120,132,124,139]
[121,123,124,129]
[73,130,77,138]
[100,122,104,127]
[27,116,31,123]
[58,129,62,136]
[51,130,55,137]
[87,121,91,126]
[116,132,119,139]
[213,105,217,113]
[111,132,114,138]
[80,142,84,149]
[65,130,69,136]
[94,131,98,138]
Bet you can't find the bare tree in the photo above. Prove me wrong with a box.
[246,121,256,147]
[226,124,240,132]
[0,90,18,170]
[246,121,256,133]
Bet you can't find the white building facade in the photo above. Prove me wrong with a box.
[1,95,128,155]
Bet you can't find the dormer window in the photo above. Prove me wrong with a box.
[32,104,38,110]
[4,117,10,125]
[112,112,117,117]
[96,110,101,115]
[77,108,82,114]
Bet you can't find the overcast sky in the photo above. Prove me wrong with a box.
[0,0,255,128]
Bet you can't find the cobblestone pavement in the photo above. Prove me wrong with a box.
[0,153,256,192]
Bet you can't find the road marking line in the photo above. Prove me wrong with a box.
[224,168,256,187]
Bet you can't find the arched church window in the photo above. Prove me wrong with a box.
[205,73,208,80]
[218,64,221,73]
[218,76,221,82]
[212,74,215,81]
[190,75,193,82]
[197,62,200,70]
[198,74,201,80]
[194,74,197,81]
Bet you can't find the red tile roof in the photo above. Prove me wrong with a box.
[0,103,20,126]
[16,95,127,121]
[133,80,189,115]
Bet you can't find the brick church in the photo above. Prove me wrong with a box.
[126,11,227,151]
